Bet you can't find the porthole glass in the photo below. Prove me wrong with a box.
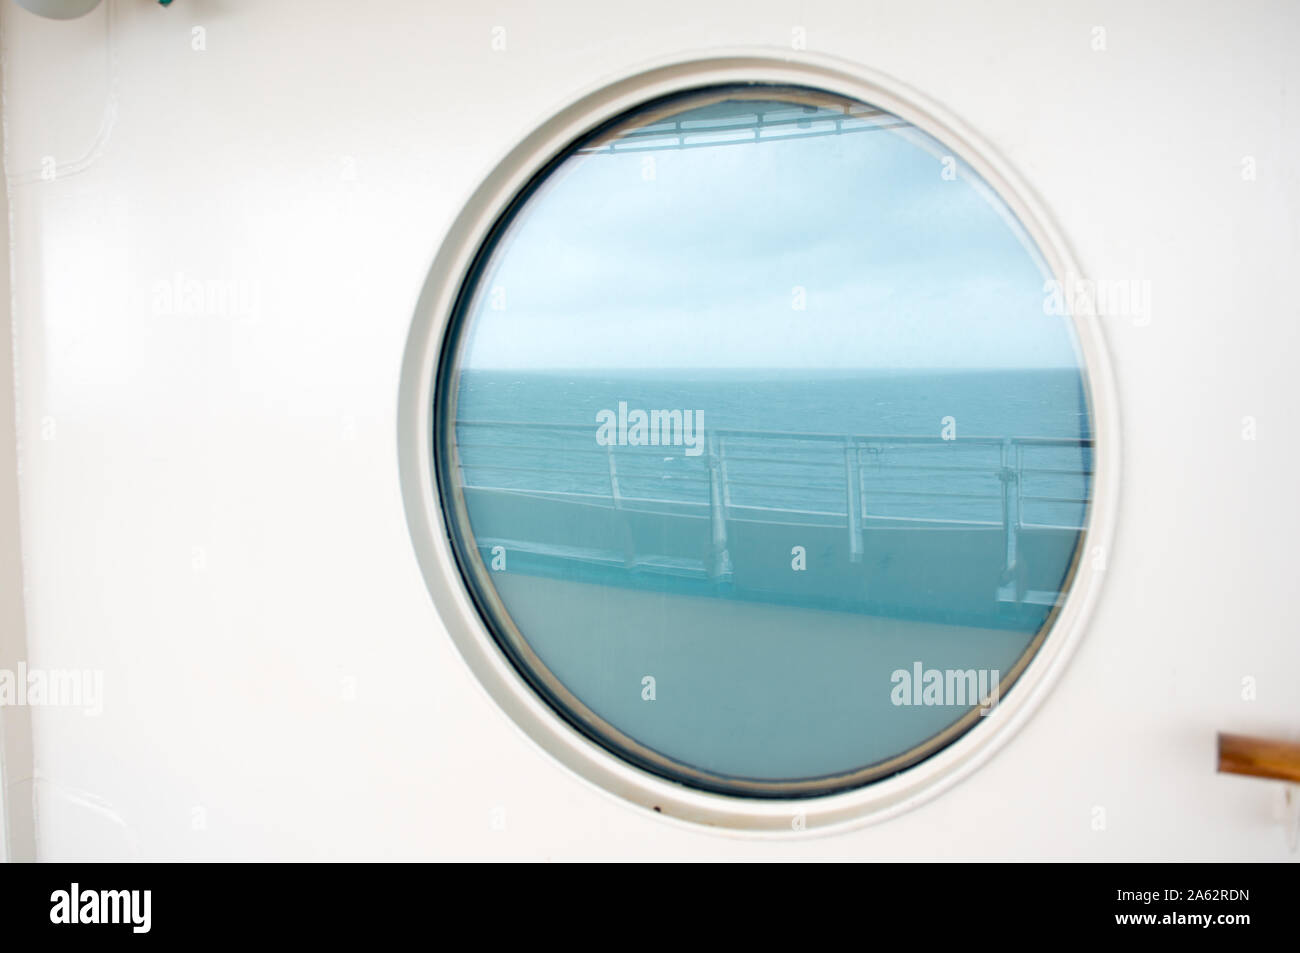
[434,84,1093,797]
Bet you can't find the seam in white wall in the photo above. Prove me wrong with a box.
[6,0,117,187]
[0,0,39,863]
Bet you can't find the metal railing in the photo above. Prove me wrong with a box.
[454,420,1092,596]
[576,102,908,156]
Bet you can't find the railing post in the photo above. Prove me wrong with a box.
[1016,442,1024,529]
[606,443,636,569]
[707,432,733,584]
[718,434,732,512]
[844,438,864,563]
[859,445,871,526]
[997,437,1020,603]
[605,443,622,509]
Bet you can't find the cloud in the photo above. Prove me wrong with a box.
[461,96,1081,371]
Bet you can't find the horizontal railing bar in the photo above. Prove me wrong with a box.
[870,463,1003,474]
[457,442,609,455]
[455,418,1092,447]
[722,454,840,466]
[460,459,1083,486]
[1020,466,1092,476]
[461,485,704,510]
[1010,436,1094,446]
[459,464,1089,490]
[589,109,894,144]
[460,463,608,478]
[579,125,907,155]
[861,489,1003,501]
[579,119,907,155]
[724,457,1006,475]
[727,480,1001,502]
[460,470,1086,497]
[608,468,709,478]
[726,477,849,491]
[460,483,1089,532]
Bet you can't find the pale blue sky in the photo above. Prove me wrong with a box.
[459,95,1082,371]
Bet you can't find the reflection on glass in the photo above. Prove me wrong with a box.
[437,86,1093,794]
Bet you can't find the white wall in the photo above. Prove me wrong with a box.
[0,48,36,861]
[2,0,1296,860]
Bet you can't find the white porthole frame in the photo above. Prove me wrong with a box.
[397,49,1120,836]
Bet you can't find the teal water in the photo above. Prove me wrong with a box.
[454,367,1092,528]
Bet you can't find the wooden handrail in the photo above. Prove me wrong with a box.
[1217,732,1300,783]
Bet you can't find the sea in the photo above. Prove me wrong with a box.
[452,367,1093,528]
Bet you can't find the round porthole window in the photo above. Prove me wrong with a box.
[400,55,1117,831]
